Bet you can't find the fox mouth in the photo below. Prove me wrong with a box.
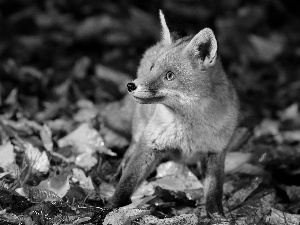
[132,91,165,103]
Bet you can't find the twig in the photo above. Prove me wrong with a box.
[47,150,75,164]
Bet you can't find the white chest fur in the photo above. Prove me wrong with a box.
[144,104,228,162]
[144,105,200,161]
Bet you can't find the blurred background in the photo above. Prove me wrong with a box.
[0,0,300,121]
[1,2,300,223]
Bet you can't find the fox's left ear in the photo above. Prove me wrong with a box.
[184,28,217,67]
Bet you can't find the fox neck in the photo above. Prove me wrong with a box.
[162,97,210,125]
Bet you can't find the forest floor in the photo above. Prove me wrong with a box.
[0,0,300,224]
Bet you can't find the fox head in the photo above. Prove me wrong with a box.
[127,10,225,110]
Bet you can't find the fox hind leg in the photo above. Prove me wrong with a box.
[201,151,226,216]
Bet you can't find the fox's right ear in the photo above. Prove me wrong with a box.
[184,28,218,68]
[159,10,187,45]
[159,10,172,45]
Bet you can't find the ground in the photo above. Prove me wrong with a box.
[0,0,300,224]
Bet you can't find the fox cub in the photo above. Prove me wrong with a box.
[106,11,239,216]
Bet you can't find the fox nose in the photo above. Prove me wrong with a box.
[127,82,137,92]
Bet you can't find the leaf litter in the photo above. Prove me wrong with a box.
[0,0,300,224]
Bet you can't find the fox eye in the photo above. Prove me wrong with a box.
[165,71,175,81]
[150,63,154,71]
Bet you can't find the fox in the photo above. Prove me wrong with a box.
[105,11,239,217]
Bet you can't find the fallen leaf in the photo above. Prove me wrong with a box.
[231,163,266,176]
[156,161,188,178]
[47,119,73,133]
[265,208,300,225]
[72,56,91,79]
[249,33,285,63]
[16,185,61,203]
[4,88,18,105]
[227,177,263,209]
[103,208,150,225]
[225,152,252,173]
[37,172,71,198]
[282,131,300,142]
[285,185,300,202]
[72,168,94,190]
[138,214,199,225]
[75,152,97,171]
[24,142,50,174]
[73,100,98,122]
[0,172,10,179]
[40,124,53,151]
[153,161,203,191]
[279,103,299,121]
[0,141,15,170]
[58,123,116,156]
[254,119,280,137]
[231,190,275,224]
[0,142,18,178]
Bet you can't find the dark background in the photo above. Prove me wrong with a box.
[0,0,300,120]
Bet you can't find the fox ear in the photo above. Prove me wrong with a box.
[159,10,187,45]
[184,28,217,67]
[159,10,172,45]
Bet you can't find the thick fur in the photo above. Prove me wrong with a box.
[106,11,239,216]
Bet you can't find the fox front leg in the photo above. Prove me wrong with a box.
[113,141,138,181]
[201,151,226,216]
[106,144,166,209]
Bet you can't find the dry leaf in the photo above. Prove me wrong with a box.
[24,142,50,174]
[0,172,10,179]
[37,172,71,198]
[227,177,262,209]
[254,119,280,137]
[72,168,94,190]
[231,190,274,224]
[0,141,15,170]
[152,161,203,191]
[285,185,300,202]
[249,33,285,62]
[16,186,61,202]
[72,56,91,79]
[225,152,252,173]
[58,123,116,156]
[266,208,300,225]
[74,100,98,122]
[103,208,150,225]
[40,124,53,151]
[138,214,199,225]
[75,152,97,171]
[279,103,299,121]
[156,161,188,178]
[0,141,18,177]
[282,131,300,142]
